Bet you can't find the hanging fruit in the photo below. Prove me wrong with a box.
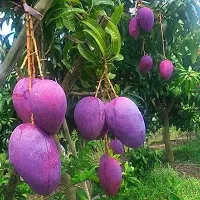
[9,124,61,195]
[129,17,141,39]
[139,55,153,75]
[137,7,154,32]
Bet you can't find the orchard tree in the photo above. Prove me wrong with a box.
[0,0,200,199]
[115,0,200,162]
[0,0,145,199]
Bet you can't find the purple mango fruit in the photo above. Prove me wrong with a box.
[100,154,109,162]
[30,79,67,135]
[106,97,146,148]
[12,78,40,123]
[139,55,153,75]
[74,97,105,140]
[110,139,124,155]
[98,157,122,197]
[129,17,141,39]
[137,7,154,32]
[8,123,61,195]
[96,101,110,139]
[96,122,109,140]
[159,59,174,80]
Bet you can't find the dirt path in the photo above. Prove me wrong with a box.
[149,137,200,179]
[172,162,200,179]
[149,137,189,149]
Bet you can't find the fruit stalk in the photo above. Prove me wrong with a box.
[95,73,104,98]
[105,75,118,98]
[29,14,44,78]
[25,12,32,91]
[29,15,35,79]
[142,41,146,55]
[104,134,109,155]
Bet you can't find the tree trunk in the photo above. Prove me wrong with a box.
[4,170,20,200]
[163,112,174,163]
[62,119,92,200]
[0,0,54,86]
[61,173,76,200]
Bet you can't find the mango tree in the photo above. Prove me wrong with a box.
[115,0,200,162]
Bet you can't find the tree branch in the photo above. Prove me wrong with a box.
[61,56,84,93]
[4,169,20,200]
[69,91,99,96]
[167,99,175,115]
[0,0,53,86]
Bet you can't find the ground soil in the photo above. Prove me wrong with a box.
[149,137,189,149]
[150,137,200,179]
[172,162,200,179]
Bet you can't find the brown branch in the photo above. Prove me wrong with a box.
[62,119,91,199]
[167,99,175,115]
[63,119,77,157]
[69,91,99,96]
[61,56,84,93]
[0,0,53,86]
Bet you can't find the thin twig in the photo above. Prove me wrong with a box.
[106,90,112,100]
[104,134,109,155]
[69,91,99,96]
[20,55,27,69]
[105,75,118,98]
[95,73,104,98]
[159,13,166,59]
[142,40,146,55]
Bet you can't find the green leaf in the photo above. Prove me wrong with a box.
[169,192,181,200]
[108,72,116,79]
[63,13,75,31]
[191,46,198,64]
[93,0,114,7]
[66,7,87,15]
[56,18,63,29]
[110,4,124,25]
[77,43,97,62]
[84,29,107,57]
[105,20,121,56]
[77,189,88,200]
[80,79,91,88]
[109,54,124,62]
[184,78,190,95]
[115,84,120,94]
[82,17,106,40]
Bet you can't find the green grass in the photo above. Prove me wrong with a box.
[174,139,200,164]
[128,166,200,200]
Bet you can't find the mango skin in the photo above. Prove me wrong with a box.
[129,17,141,39]
[110,139,124,155]
[98,157,122,197]
[12,78,40,123]
[159,59,174,80]
[8,123,61,195]
[139,55,153,75]
[100,154,109,162]
[74,97,105,140]
[106,97,146,148]
[30,79,67,135]
[137,7,154,32]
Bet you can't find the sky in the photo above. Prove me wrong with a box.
[0,13,14,44]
